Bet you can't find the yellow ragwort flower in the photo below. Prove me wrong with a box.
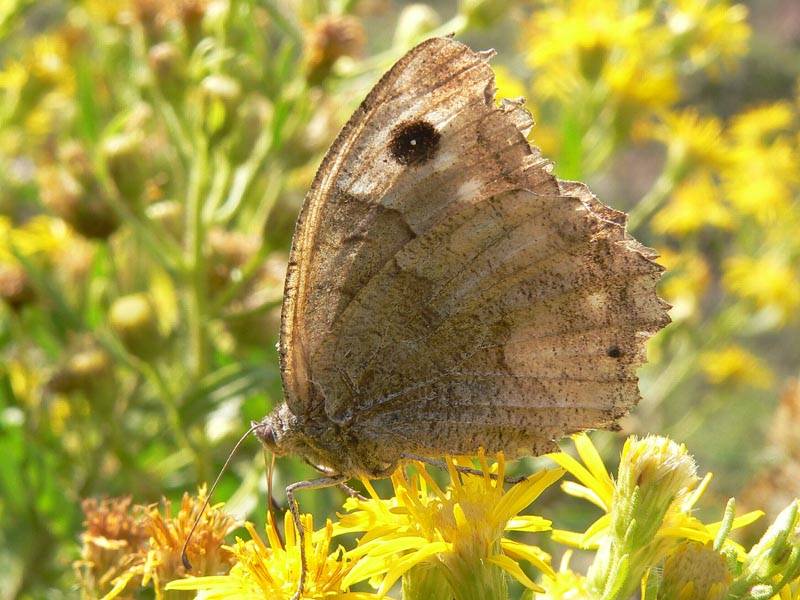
[663,0,750,76]
[0,215,72,264]
[647,108,729,176]
[658,540,731,600]
[99,486,239,600]
[699,344,775,388]
[652,172,734,235]
[723,254,800,324]
[723,102,799,224]
[338,453,562,598]
[535,551,590,600]
[167,511,379,599]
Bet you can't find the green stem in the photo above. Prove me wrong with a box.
[186,136,211,379]
[627,163,680,232]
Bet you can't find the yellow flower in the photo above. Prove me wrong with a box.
[74,496,149,599]
[647,109,728,176]
[548,433,761,598]
[664,0,750,76]
[723,254,800,324]
[723,102,799,224]
[0,215,72,264]
[87,487,240,600]
[699,344,775,388]
[526,0,654,86]
[167,511,378,600]
[659,540,731,600]
[652,173,733,235]
[535,551,589,599]
[338,453,562,598]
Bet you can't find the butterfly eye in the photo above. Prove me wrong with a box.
[254,420,278,450]
[388,119,441,166]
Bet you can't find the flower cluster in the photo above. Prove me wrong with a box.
[75,486,239,599]
[75,436,797,600]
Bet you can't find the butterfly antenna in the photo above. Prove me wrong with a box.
[181,422,260,570]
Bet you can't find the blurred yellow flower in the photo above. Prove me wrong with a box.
[535,551,589,599]
[652,173,733,235]
[664,0,750,76]
[700,344,775,388]
[491,64,527,103]
[647,109,728,175]
[526,0,659,103]
[724,103,799,224]
[0,215,72,264]
[723,254,800,324]
[91,487,239,600]
[338,454,561,597]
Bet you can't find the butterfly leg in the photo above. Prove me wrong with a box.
[399,453,528,484]
[337,482,367,500]
[285,474,349,600]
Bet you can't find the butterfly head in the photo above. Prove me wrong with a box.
[252,403,298,457]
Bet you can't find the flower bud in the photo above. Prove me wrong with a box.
[147,42,187,103]
[40,143,120,239]
[146,199,184,241]
[613,435,698,548]
[305,15,365,84]
[39,164,119,240]
[0,263,36,310]
[200,75,242,142]
[461,0,513,30]
[102,132,147,204]
[227,94,273,164]
[109,293,163,360]
[394,4,441,49]
[49,347,116,413]
[731,500,800,597]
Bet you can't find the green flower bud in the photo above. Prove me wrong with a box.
[613,435,698,548]
[460,0,513,30]
[49,347,116,412]
[0,263,36,310]
[102,132,147,204]
[147,42,187,103]
[394,4,441,50]
[731,500,800,598]
[109,293,163,360]
[39,155,119,240]
[146,199,184,241]
[200,75,242,142]
[305,15,366,85]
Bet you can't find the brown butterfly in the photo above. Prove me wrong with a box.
[253,36,670,597]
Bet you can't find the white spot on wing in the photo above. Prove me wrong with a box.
[457,179,482,203]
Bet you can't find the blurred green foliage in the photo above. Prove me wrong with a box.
[0,0,799,598]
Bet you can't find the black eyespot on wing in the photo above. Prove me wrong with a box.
[388,120,441,166]
[607,346,623,358]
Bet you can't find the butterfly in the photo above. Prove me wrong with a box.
[254,36,670,598]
